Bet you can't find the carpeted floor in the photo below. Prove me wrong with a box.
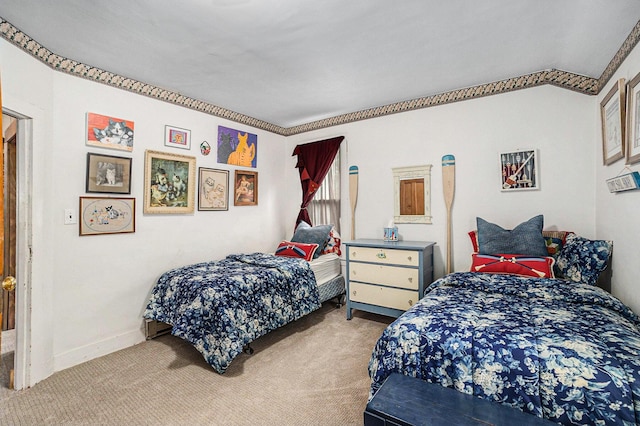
[0,303,392,425]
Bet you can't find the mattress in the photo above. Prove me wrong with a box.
[309,253,341,285]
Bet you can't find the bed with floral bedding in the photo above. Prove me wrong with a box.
[144,253,322,374]
[369,216,640,425]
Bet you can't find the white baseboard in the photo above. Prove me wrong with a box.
[53,329,144,372]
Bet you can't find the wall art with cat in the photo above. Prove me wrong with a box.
[217,125,257,168]
[86,112,135,152]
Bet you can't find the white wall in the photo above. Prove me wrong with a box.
[2,38,288,385]
[286,85,598,279]
[596,44,640,315]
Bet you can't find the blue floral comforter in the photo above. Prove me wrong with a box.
[369,272,640,425]
[144,253,320,373]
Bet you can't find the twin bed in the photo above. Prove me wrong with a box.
[369,217,640,425]
[143,223,344,374]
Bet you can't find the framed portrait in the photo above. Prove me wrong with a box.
[165,125,191,150]
[499,149,539,191]
[198,168,229,211]
[143,150,196,214]
[234,170,258,206]
[79,197,135,236]
[86,152,132,194]
[86,112,134,152]
[626,72,640,165]
[600,78,626,165]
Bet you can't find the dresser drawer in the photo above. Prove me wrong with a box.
[349,263,419,290]
[348,246,419,267]
[350,282,418,311]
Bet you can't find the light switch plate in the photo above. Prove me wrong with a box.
[64,208,77,225]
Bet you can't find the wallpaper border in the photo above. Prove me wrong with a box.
[2,18,639,137]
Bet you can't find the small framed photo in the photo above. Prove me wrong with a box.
[86,152,132,194]
[499,149,538,191]
[198,168,229,211]
[86,112,134,152]
[600,78,626,165]
[626,72,640,165]
[165,125,191,150]
[144,150,196,214]
[79,197,135,236]
[234,170,258,206]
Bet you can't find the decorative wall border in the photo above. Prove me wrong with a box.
[1,17,639,137]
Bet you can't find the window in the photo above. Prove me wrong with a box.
[308,151,340,233]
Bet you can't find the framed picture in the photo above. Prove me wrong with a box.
[79,197,135,236]
[165,125,191,150]
[234,170,258,206]
[626,72,640,165]
[600,78,626,165]
[499,149,539,191]
[198,168,229,211]
[86,112,134,152]
[217,125,258,168]
[86,152,132,194]
[143,150,196,214]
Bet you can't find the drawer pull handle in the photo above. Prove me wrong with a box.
[377,251,387,259]
[407,277,413,283]
[408,299,413,306]
[352,290,357,296]
[352,251,356,257]
[407,256,412,261]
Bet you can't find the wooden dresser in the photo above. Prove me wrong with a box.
[344,239,435,320]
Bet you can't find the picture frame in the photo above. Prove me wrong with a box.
[86,112,134,152]
[198,168,229,211]
[85,152,132,194]
[164,125,191,150]
[499,149,539,191]
[79,197,135,236]
[600,78,626,165]
[143,150,196,214]
[234,170,258,206]
[217,125,258,168]
[626,72,640,165]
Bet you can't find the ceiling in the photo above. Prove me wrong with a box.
[1,1,640,132]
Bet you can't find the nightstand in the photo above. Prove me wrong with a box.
[345,239,435,320]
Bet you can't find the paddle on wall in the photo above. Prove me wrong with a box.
[349,166,358,240]
[442,155,455,274]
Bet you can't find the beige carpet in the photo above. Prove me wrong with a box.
[0,303,392,425]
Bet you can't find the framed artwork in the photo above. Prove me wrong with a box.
[79,197,135,236]
[626,72,640,165]
[600,78,626,165]
[143,150,196,214]
[86,112,134,152]
[217,125,258,168]
[165,125,191,150]
[234,170,258,206]
[499,149,539,191]
[198,168,229,211]
[86,152,132,194]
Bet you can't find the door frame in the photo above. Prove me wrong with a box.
[3,108,33,390]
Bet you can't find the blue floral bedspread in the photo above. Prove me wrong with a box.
[369,272,640,425]
[144,253,320,373]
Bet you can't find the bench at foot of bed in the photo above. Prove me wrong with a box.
[365,373,554,426]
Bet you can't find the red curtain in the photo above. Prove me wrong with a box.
[292,136,344,227]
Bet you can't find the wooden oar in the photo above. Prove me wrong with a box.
[442,155,455,274]
[349,166,358,240]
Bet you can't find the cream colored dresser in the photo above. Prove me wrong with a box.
[345,239,435,320]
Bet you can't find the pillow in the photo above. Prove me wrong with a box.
[321,227,342,256]
[291,221,333,259]
[469,229,574,259]
[470,253,555,278]
[275,241,318,261]
[476,215,548,257]
[555,234,612,286]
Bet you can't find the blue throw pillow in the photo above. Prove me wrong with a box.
[555,233,612,286]
[477,215,548,257]
[291,221,332,259]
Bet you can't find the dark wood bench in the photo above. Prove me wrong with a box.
[365,373,555,426]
